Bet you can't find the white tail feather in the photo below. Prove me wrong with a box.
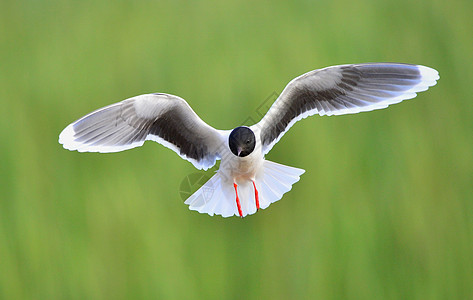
[184,161,305,217]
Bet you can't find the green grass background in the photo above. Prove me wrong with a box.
[1,0,472,299]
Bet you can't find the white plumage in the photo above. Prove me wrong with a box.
[59,63,439,218]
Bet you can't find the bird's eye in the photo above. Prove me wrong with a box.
[246,140,250,144]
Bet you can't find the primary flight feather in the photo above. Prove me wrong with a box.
[59,63,439,217]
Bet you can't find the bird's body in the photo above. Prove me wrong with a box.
[59,63,439,218]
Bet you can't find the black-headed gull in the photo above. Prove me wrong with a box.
[59,63,439,218]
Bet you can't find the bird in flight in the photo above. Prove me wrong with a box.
[59,63,439,218]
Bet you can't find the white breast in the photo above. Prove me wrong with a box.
[218,137,264,183]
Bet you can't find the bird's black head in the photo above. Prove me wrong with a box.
[229,126,256,157]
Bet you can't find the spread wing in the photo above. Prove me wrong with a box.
[59,93,225,170]
[252,63,439,155]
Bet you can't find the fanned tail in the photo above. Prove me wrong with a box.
[184,160,305,217]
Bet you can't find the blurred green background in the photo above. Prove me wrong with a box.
[1,0,472,299]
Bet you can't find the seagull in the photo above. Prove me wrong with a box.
[59,63,439,218]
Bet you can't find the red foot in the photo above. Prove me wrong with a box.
[252,181,260,211]
[234,183,243,218]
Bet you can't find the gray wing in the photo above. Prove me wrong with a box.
[251,63,439,155]
[59,93,225,170]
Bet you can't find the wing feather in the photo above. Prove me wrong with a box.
[252,63,439,155]
[59,93,224,170]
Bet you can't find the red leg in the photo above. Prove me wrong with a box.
[252,181,260,211]
[234,183,243,218]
